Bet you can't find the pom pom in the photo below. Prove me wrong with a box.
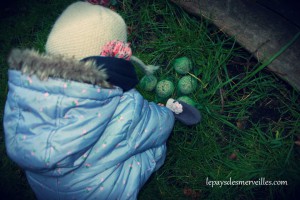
[173,56,192,75]
[100,40,132,60]
[178,75,197,95]
[156,80,175,98]
[166,98,183,114]
[139,75,158,91]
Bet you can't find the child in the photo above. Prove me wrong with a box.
[4,1,200,199]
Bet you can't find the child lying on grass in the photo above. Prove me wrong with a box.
[4,1,200,199]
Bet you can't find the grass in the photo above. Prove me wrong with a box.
[1,0,300,199]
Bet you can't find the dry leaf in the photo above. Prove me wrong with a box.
[183,187,201,199]
[236,119,247,130]
[183,188,193,196]
[229,153,237,160]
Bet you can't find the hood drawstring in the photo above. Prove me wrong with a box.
[130,55,159,75]
[100,40,159,75]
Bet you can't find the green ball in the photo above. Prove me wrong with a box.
[177,96,196,107]
[178,75,197,95]
[156,80,175,98]
[139,75,158,91]
[173,57,192,75]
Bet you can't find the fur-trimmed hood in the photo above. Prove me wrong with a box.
[7,48,111,88]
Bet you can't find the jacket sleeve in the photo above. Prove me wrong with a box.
[125,89,175,154]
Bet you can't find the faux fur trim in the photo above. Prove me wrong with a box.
[8,49,112,87]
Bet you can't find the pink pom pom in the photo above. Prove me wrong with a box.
[100,40,132,61]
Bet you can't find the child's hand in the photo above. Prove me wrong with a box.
[157,103,165,107]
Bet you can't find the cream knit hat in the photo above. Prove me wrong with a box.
[46,1,159,75]
[45,1,127,60]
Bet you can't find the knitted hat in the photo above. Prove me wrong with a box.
[46,1,158,75]
[45,1,127,60]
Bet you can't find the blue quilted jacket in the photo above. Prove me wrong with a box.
[3,49,175,200]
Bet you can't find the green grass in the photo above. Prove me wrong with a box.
[1,0,300,199]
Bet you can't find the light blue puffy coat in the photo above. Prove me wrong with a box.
[4,49,175,200]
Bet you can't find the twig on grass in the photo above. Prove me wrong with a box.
[217,74,225,113]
